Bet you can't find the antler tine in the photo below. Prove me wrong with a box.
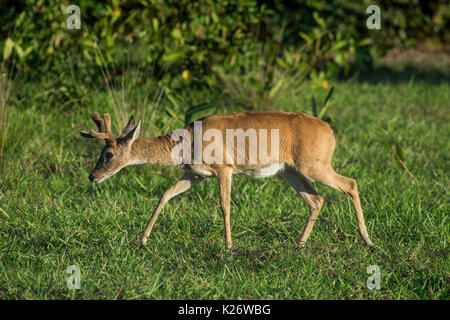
[87,129,108,139]
[90,112,105,132]
[103,113,114,141]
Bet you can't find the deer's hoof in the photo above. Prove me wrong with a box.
[298,241,307,247]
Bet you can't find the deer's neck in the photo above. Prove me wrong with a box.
[130,135,178,167]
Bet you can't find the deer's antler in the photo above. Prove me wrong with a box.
[80,112,115,144]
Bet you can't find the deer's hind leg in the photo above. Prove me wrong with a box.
[280,167,324,246]
[304,165,374,248]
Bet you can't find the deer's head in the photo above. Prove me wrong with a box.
[81,112,141,183]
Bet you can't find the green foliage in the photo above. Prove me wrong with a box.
[2,1,446,87]
[311,86,335,127]
[1,0,376,84]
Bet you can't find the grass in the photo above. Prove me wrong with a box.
[0,55,448,300]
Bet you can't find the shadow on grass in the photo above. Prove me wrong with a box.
[348,62,450,85]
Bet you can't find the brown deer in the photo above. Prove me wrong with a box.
[81,111,374,249]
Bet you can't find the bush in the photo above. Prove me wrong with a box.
[1,0,446,85]
[1,1,372,79]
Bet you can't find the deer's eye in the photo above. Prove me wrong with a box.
[104,151,115,161]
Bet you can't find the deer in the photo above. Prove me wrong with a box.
[81,111,374,250]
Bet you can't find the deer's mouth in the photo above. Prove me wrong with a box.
[94,175,110,183]
[89,172,110,183]
[90,168,123,183]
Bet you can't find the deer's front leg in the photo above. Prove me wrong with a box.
[218,168,233,250]
[141,173,203,246]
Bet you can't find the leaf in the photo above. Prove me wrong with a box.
[357,38,372,47]
[164,105,179,120]
[106,35,115,48]
[381,140,418,184]
[13,42,24,59]
[171,29,181,39]
[269,77,286,99]
[184,102,213,125]
[330,40,347,52]
[311,96,318,117]
[322,116,334,127]
[382,141,392,154]
[152,18,159,31]
[162,51,185,63]
[3,38,15,60]
[318,86,335,119]
[395,143,405,162]
[276,57,288,69]
[312,12,326,29]
[164,87,182,109]
[299,32,313,45]
[24,44,36,56]
[94,54,103,66]
[323,86,335,108]
[164,87,185,124]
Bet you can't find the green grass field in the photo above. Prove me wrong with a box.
[0,56,448,299]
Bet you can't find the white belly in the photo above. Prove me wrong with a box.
[189,165,214,177]
[237,162,286,178]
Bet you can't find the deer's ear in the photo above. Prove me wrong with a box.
[119,115,136,138]
[124,121,141,145]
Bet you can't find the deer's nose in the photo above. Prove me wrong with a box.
[89,174,94,182]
